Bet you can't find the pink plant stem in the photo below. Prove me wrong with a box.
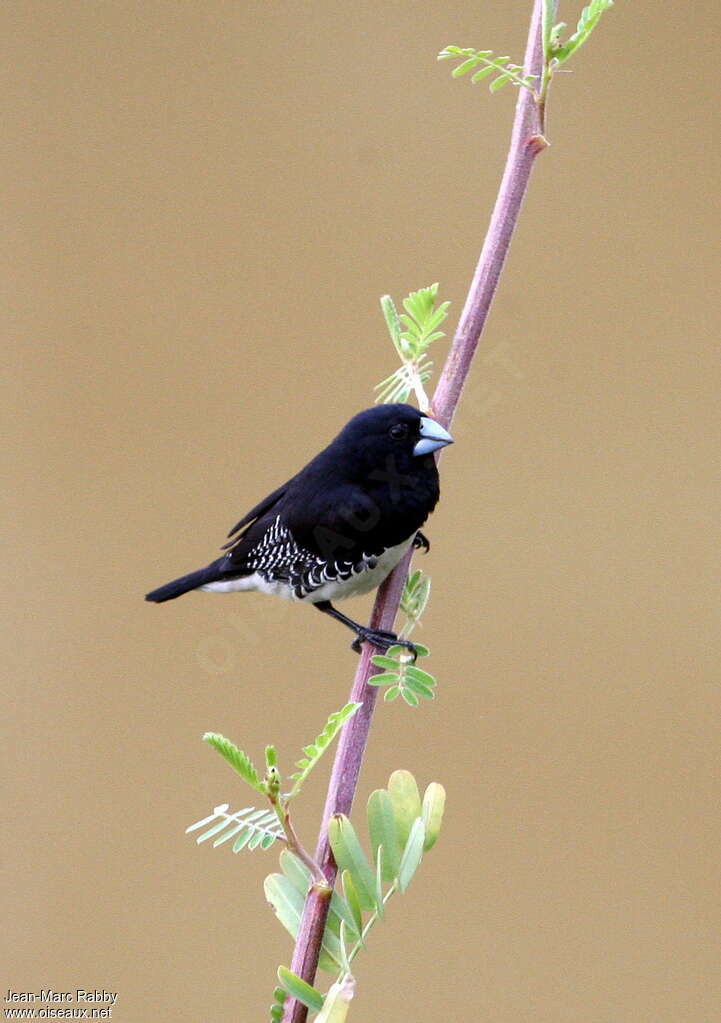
[282,3,547,1019]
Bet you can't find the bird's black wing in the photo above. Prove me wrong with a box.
[221,477,295,549]
[217,480,395,597]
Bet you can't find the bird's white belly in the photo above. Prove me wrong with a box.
[304,538,414,604]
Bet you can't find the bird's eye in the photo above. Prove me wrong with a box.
[389,423,408,440]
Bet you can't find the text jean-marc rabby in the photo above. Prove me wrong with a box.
[5,995,116,1007]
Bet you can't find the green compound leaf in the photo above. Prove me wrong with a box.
[388,770,422,849]
[277,967,324,1013]
[369,647,437,706]
[186,804,285,852]
[288,702,361,797]
[367,788,402,882]
[328,814,378,911]
[202,732,266,794]
[552,0,614,65]
[398,816,426,893]
[439,46,537,93]
[369,569,437,704]
[375,284,449,411]
[400,569,431,626]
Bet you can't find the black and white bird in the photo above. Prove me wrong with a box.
[145,404,453,656]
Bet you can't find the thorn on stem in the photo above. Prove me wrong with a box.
[527,133,550,154]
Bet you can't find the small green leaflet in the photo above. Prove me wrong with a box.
[387,770,422,849]
[277,967,324,1013]
[288,702,361,797]
[398,817,426,893]
[380,293,406,361]
[202,732,265,794]
[367,788,401,882]
[421,782,446,852]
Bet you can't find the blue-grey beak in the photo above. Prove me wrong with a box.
[413,417,454,456]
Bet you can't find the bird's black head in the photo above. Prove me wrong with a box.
[293,404,453,557]
[334,404,453,477]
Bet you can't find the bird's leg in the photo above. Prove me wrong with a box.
[413,530,430,553]
[314,601,417,661]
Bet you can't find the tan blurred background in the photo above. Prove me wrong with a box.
[3,1,719,1020]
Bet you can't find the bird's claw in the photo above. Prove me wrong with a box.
[413,531,430,553]
[351,629,418,663]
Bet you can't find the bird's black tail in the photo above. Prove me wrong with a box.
[145,563,220,603]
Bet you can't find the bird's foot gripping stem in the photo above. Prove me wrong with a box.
[350,627,417,662]
[314,600,417,662]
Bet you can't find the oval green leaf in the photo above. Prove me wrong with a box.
[422,782,446,851]
[388,770,422,848]
[367,788,401,882]
[368,672,399,687]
